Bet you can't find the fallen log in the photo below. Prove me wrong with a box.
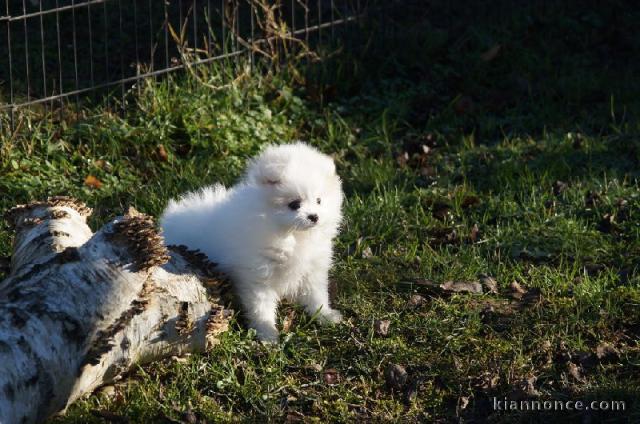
[0,197,231,423]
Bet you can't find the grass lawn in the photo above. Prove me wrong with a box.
[1,1,639,422]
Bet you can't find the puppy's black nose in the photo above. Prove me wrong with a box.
[307,213,318,223]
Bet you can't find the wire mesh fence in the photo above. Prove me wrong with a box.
[0,0,365,131]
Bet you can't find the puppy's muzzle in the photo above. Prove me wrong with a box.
[307,213,319,224]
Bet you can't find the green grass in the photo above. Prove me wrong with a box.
[2,1,640,422]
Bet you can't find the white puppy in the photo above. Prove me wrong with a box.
[160,142,343,342]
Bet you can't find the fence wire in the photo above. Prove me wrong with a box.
[0,0,364,131]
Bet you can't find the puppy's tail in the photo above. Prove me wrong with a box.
[195,184,229,205]
[164,184,228,215]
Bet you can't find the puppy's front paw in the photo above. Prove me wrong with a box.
[319,308,343,324]
[254,324,280,343]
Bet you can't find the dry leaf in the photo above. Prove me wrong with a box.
[361,246,373,259]
[567,362,583,381]
[514,375,540,397]
[510,281,527,300]
[469,223,480,243]
[595,343,618,360]
[396,152,409,167]
[440,280,483,294]
[98,385,117,399]
[374,319,390,336]
[459,396,470,410]
[480,44,501,62]
[479,275,498,294]
[84,175,103,189]
[478,373,500,389]
[171,354,190,364]
[428,227,458,246]
[405,279,483,297]
[282,309,296,333]
[323,368,339,385]
[481,304,495,316]
[307,363,322,372]
[157,144,169,162]
[385,364,408,389]
[408,294,426,308]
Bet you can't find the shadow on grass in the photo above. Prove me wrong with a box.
[318,0,640,145]
[460,135,640,194]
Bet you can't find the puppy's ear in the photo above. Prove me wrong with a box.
[245,159,284,186]
[328,159,337,175]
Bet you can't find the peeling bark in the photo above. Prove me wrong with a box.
[0,197,231,423]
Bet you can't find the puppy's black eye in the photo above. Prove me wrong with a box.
[316,198,321,205]
[288,199,301,211]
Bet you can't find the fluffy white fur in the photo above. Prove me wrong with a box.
[160,142,343,342]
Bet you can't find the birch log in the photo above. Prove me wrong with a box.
[0,197,231,423]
